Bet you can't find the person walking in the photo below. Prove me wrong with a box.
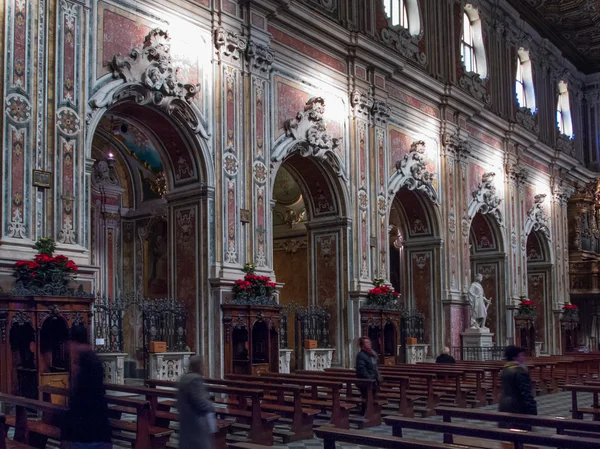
[177,356,216,449]
[435,347,456,364]
[355,337,382,413]
[61,325,112,449]
[498,345,537,429]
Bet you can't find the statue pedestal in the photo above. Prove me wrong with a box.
[148,352,193,381]
[461,328,494,360]
[279,349,293,373]
[97,352,127,384]
[303,348,335,371]
[406,344,429,364]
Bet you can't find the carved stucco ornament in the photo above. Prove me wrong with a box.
[388,141,437,203]
[468,172,502,223]
[111,29,199,102]
[525,193,551,240]
[515,107,539,134]
[271,97,345,181]
[87,29,208,140]
[459,72,491,105]
[91,160,119,188]
[556,133,575,156]
[380,27,427,66]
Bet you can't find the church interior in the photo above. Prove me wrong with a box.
[3,0,600,448]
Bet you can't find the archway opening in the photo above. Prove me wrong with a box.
[526,229,552,353]
[272,154,347,369]
[469,212,505,341]
[89,101,206,378]
[389,187,439,349]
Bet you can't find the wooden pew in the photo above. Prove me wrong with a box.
[0,392,66,448]
[39,385,173,449]
[261,372,383,427]
[435,406,600,439]
[0,414,36,449]
[145,379,280,445]
[384,415,600,449]
[313,426,461,449]
[102,383,232,449]
[203,377,319,441]
[564,384,600,420]
[225,373,355,429]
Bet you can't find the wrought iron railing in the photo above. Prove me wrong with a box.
[296,305,331,348]
[453,346,507,361]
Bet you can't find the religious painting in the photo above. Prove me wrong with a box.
[144,220,168,297]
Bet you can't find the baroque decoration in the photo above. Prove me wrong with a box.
[515,107,539,134]
[271,97,345,180]
[388,141,437,203]
[525,194,551,240]
[468,172,503,223]
[459,72,491,105]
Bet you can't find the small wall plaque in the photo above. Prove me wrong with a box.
[240,209,251,224]
[32,170,52,189]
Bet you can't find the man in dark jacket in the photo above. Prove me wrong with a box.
[177,356,216,448]
[355,337,382,412]
[436,347,456,364]
[62,325,112,449]
[498,345,537,429]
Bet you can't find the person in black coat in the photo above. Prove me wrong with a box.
[62,325,112,449]
[498,345,537,430]
[435,347,456,364]
[355,337,382,412]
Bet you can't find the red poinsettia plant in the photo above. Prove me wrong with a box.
[366,278,400,308]
[13,238,78,288]
[562,302,579,321]
[232,263,277,301]
[517,295,536,316]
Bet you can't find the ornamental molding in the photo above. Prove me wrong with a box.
[506,163,529,184]
[214,27,247,60]
[271,97,345,181]
[515,107,539,134]
[246,40,274,74]
[525,193,551,240]
[467,172,502,223]
[380,27,427,66]
[442,132,471,161]
[371,99,391,126]
[388,140,437,203]
[556,133,574,156]
[350,90,373,119]
[459,72,491,105]
[91,160,120,188]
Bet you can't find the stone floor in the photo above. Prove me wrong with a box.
[8,390,596,448]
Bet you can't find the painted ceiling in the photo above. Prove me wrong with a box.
[508,0,600,73]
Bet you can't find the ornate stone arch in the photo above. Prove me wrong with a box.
[86,28,214,188]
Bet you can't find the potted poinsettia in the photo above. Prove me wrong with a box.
[561,302,579,323]
[13,238,79,290]
[232,263,278,305]
[516,295,536,318]
[365,278,401,309]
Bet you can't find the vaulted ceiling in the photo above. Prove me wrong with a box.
[507,0,600,74]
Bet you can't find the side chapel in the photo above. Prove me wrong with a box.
[1,0,600,377]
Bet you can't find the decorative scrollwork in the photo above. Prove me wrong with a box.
[459,72,491,105]
[515,107,539,134]
[111,29,200,103]
[525,194,550,240]
[9,281,93,298]
[468,172,502,223]
[388,141,437,203]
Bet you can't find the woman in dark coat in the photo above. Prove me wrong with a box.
[498,345,537,429]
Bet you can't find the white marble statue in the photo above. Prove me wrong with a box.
[468,274,491,330]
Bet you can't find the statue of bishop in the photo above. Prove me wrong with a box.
[468,273,491,330]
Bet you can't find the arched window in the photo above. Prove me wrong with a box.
[556,81,573,137]
[461,5,488,78]
[515,48,536,112]
[383,0,421,36]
